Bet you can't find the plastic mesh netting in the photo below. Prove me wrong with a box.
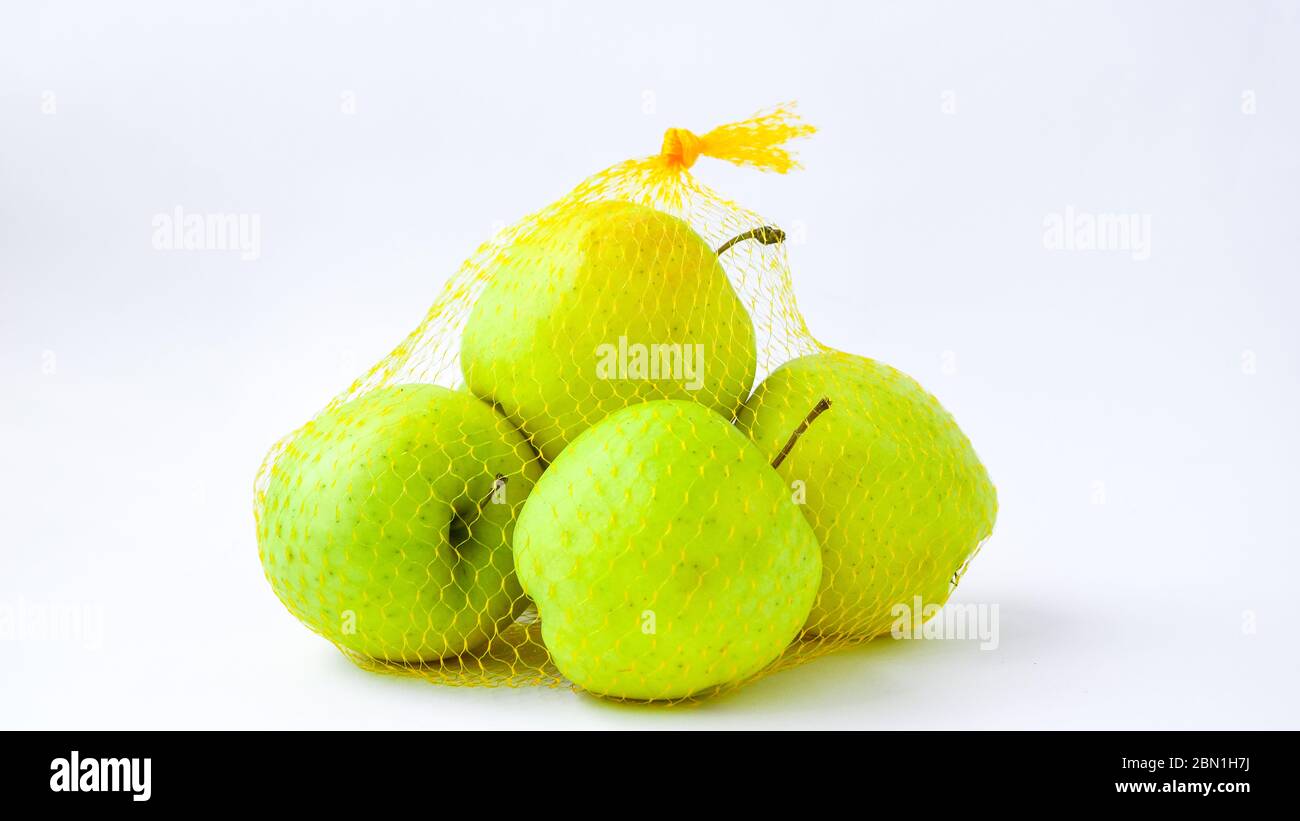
[254,104,997,701]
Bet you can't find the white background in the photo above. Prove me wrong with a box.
[2,1,1298,729]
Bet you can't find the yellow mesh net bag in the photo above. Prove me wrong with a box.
[253,103,998,702]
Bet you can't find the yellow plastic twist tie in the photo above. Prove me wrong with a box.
[660,127,704,169]
[657,102,816,174]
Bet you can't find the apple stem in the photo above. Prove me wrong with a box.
[483,474,506,507]
[770,398,832,470]
[465,474,507,523]
[716,226,785,256]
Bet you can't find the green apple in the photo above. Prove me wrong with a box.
[736,351,997,639]
[513,400,822,700]
[257,384,543,662]
[460,201,757,463]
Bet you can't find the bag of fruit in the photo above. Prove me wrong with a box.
[254,103,997,701]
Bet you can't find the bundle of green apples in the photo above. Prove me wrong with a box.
[256,197,997,701]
